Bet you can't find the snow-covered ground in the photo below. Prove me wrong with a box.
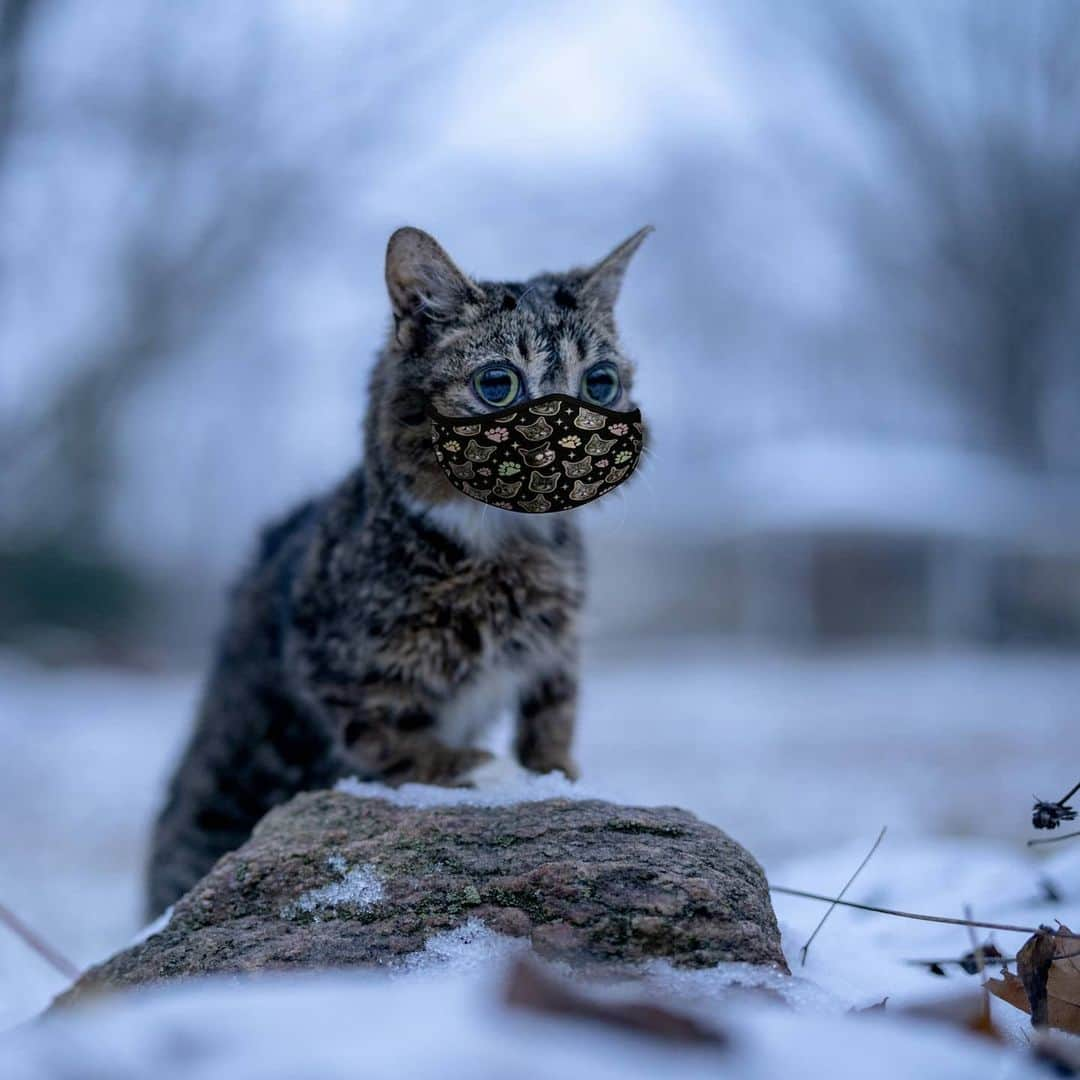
[1,641,1078,1074]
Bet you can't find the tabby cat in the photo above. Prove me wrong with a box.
[146,225,650,916]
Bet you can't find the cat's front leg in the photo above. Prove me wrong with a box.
[514,668,579,780]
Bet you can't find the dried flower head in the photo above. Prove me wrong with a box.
[1033,799,1078,830]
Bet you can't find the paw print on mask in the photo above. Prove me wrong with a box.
[595,458,609,469]
[558,434,581,449]
[486,427,509,443]
[443,440,461,453]
[497,461,521,477]
[609,422,629,436]
[614,449,633,464]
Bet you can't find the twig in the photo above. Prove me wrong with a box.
[800,826,887,968]
[770,887,1080,939]
[1058,779,1080,806]
[907,953,1013,970]
[1027,828,1080,848]
[963,905,985,977]
[0,900,80,980]
[962,904,997,1035]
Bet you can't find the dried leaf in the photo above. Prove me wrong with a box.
[986,926,1080,1035]
[900,990,1004,1043]
[503,956,729,1049]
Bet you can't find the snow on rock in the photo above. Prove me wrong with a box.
[282,855,383,921]
[396,918,527,976]
[52,790,786,1009]
[336,766,621,808]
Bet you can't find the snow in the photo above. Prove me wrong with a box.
[1,642,1079,1076]
[0,959,1051,1080]
[396,918,527,977]
[129,904,173,946]
[283,857,384,920]
[773,837,1080,1020]
[338,764,600,809]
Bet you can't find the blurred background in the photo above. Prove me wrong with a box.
[2,0,1080,1029]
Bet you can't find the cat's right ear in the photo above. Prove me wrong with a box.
[385,227,484,325]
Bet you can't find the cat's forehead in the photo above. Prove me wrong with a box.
[490,272,580,314]
[440,275,611,363]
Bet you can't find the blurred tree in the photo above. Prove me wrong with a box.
[795,0,1080,469]
[0,0,40,166]
[0,1,492,652]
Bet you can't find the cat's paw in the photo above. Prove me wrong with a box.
[520,754,580,782]
[461,756,530,789]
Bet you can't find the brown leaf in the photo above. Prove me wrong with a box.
[900,990,1004,1043]
[986,926,1080,1035]
[502,956,729,1049]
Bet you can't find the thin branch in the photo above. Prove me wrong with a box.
[907,954,1010,970]
[907,943,1080,971]
[0,900,79,980]
[770,886,1080,939]
[962,904,992,978]
[1028,828,1080,848]
[800,826,887,967]
[1059,779,1080,806]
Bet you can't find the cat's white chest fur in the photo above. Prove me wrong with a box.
[437,665,520,748]
[413,495,558,747]
[410,495,561,556]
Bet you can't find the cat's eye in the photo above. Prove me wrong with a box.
[472,365,521,408]
[581,362,620,406]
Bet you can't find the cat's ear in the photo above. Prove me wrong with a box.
[579,226,653,312]
[385,227,484,323]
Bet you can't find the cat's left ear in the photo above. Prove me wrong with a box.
[579,226,653,312]
[386,227,485,324]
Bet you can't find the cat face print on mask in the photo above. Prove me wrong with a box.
[429,395,643,513]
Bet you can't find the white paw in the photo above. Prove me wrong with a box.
[462,756,530,789]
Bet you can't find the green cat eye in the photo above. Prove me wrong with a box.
[581,362,620,406]
[472,365,521,407]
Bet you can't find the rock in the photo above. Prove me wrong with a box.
[56,791,788,1005]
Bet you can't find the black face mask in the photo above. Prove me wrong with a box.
[428,394,643,514]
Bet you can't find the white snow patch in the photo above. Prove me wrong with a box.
[337,768,625,809]
[641,959,844,1016]
[282,856,384,921]
[397,918,526,976]
[129,905,173,947]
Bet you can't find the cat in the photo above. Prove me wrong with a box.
[145,225,650,917]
